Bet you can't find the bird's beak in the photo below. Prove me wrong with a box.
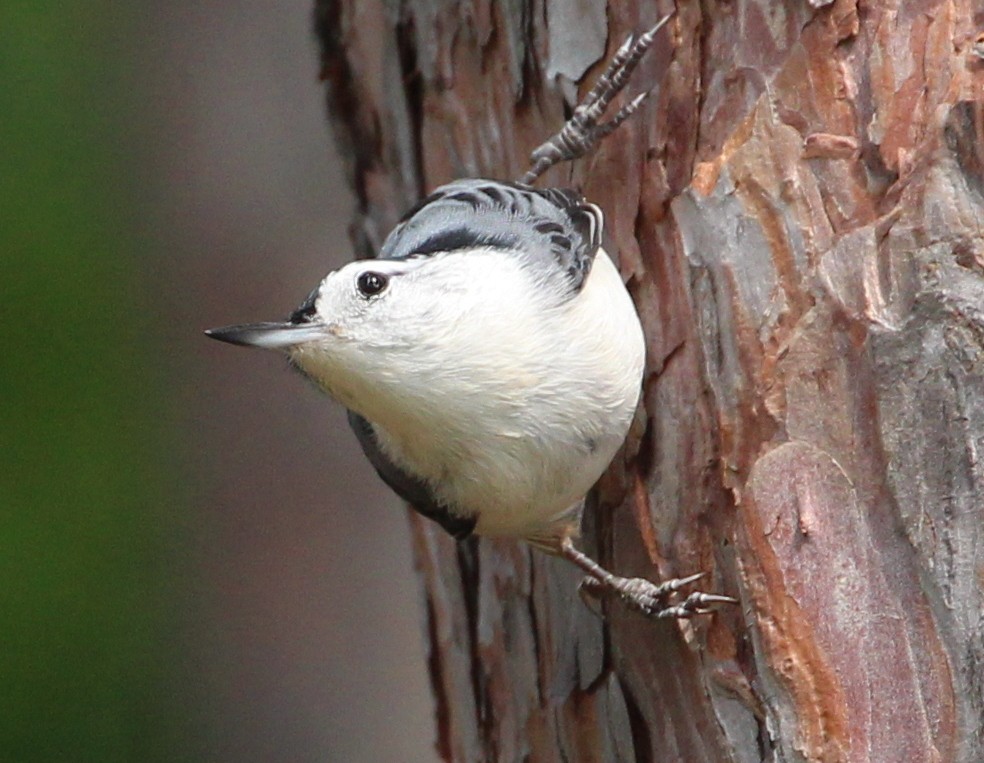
[204,321,327,350]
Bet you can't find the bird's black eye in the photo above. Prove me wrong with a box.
[356,271,389,297]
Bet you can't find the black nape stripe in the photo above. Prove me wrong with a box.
[412,226,517,256]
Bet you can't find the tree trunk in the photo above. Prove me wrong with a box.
[315,1,984,760]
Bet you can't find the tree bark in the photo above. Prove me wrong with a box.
[315,1,984,760]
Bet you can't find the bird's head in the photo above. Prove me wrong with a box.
[206,179,601,420]
[205,249,552,418]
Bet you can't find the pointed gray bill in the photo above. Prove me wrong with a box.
[204,322,326,350]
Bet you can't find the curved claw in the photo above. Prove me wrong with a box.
[558,539,735,622]
[689,593,740,607]
[662,571,707,591]
[616,574,737,619]
[520,12,675,184]
[641,11,675,46]
[650,591,738,620]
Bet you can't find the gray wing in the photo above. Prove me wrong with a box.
[347,411,477,540]
[378,179,603,294]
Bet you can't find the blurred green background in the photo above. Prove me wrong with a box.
[3,4,191,760]
[2,2,433,761]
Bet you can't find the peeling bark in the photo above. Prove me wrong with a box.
[315,1,984,760]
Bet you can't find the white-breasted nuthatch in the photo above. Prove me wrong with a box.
[207,14,733,619]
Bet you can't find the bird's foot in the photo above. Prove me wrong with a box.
[560,536,735,620]
[579,572,737,619]
[521,12,674,185]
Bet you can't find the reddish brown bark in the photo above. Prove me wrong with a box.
[316,1,984,760]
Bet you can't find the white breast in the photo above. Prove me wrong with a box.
[369,248,646,541]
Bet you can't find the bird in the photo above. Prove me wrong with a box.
[206,13,733,619]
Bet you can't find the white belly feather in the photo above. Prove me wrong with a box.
[367,248,645,540]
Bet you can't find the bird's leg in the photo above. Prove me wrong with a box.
[559,537,736,620]
[521,12,674,185]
